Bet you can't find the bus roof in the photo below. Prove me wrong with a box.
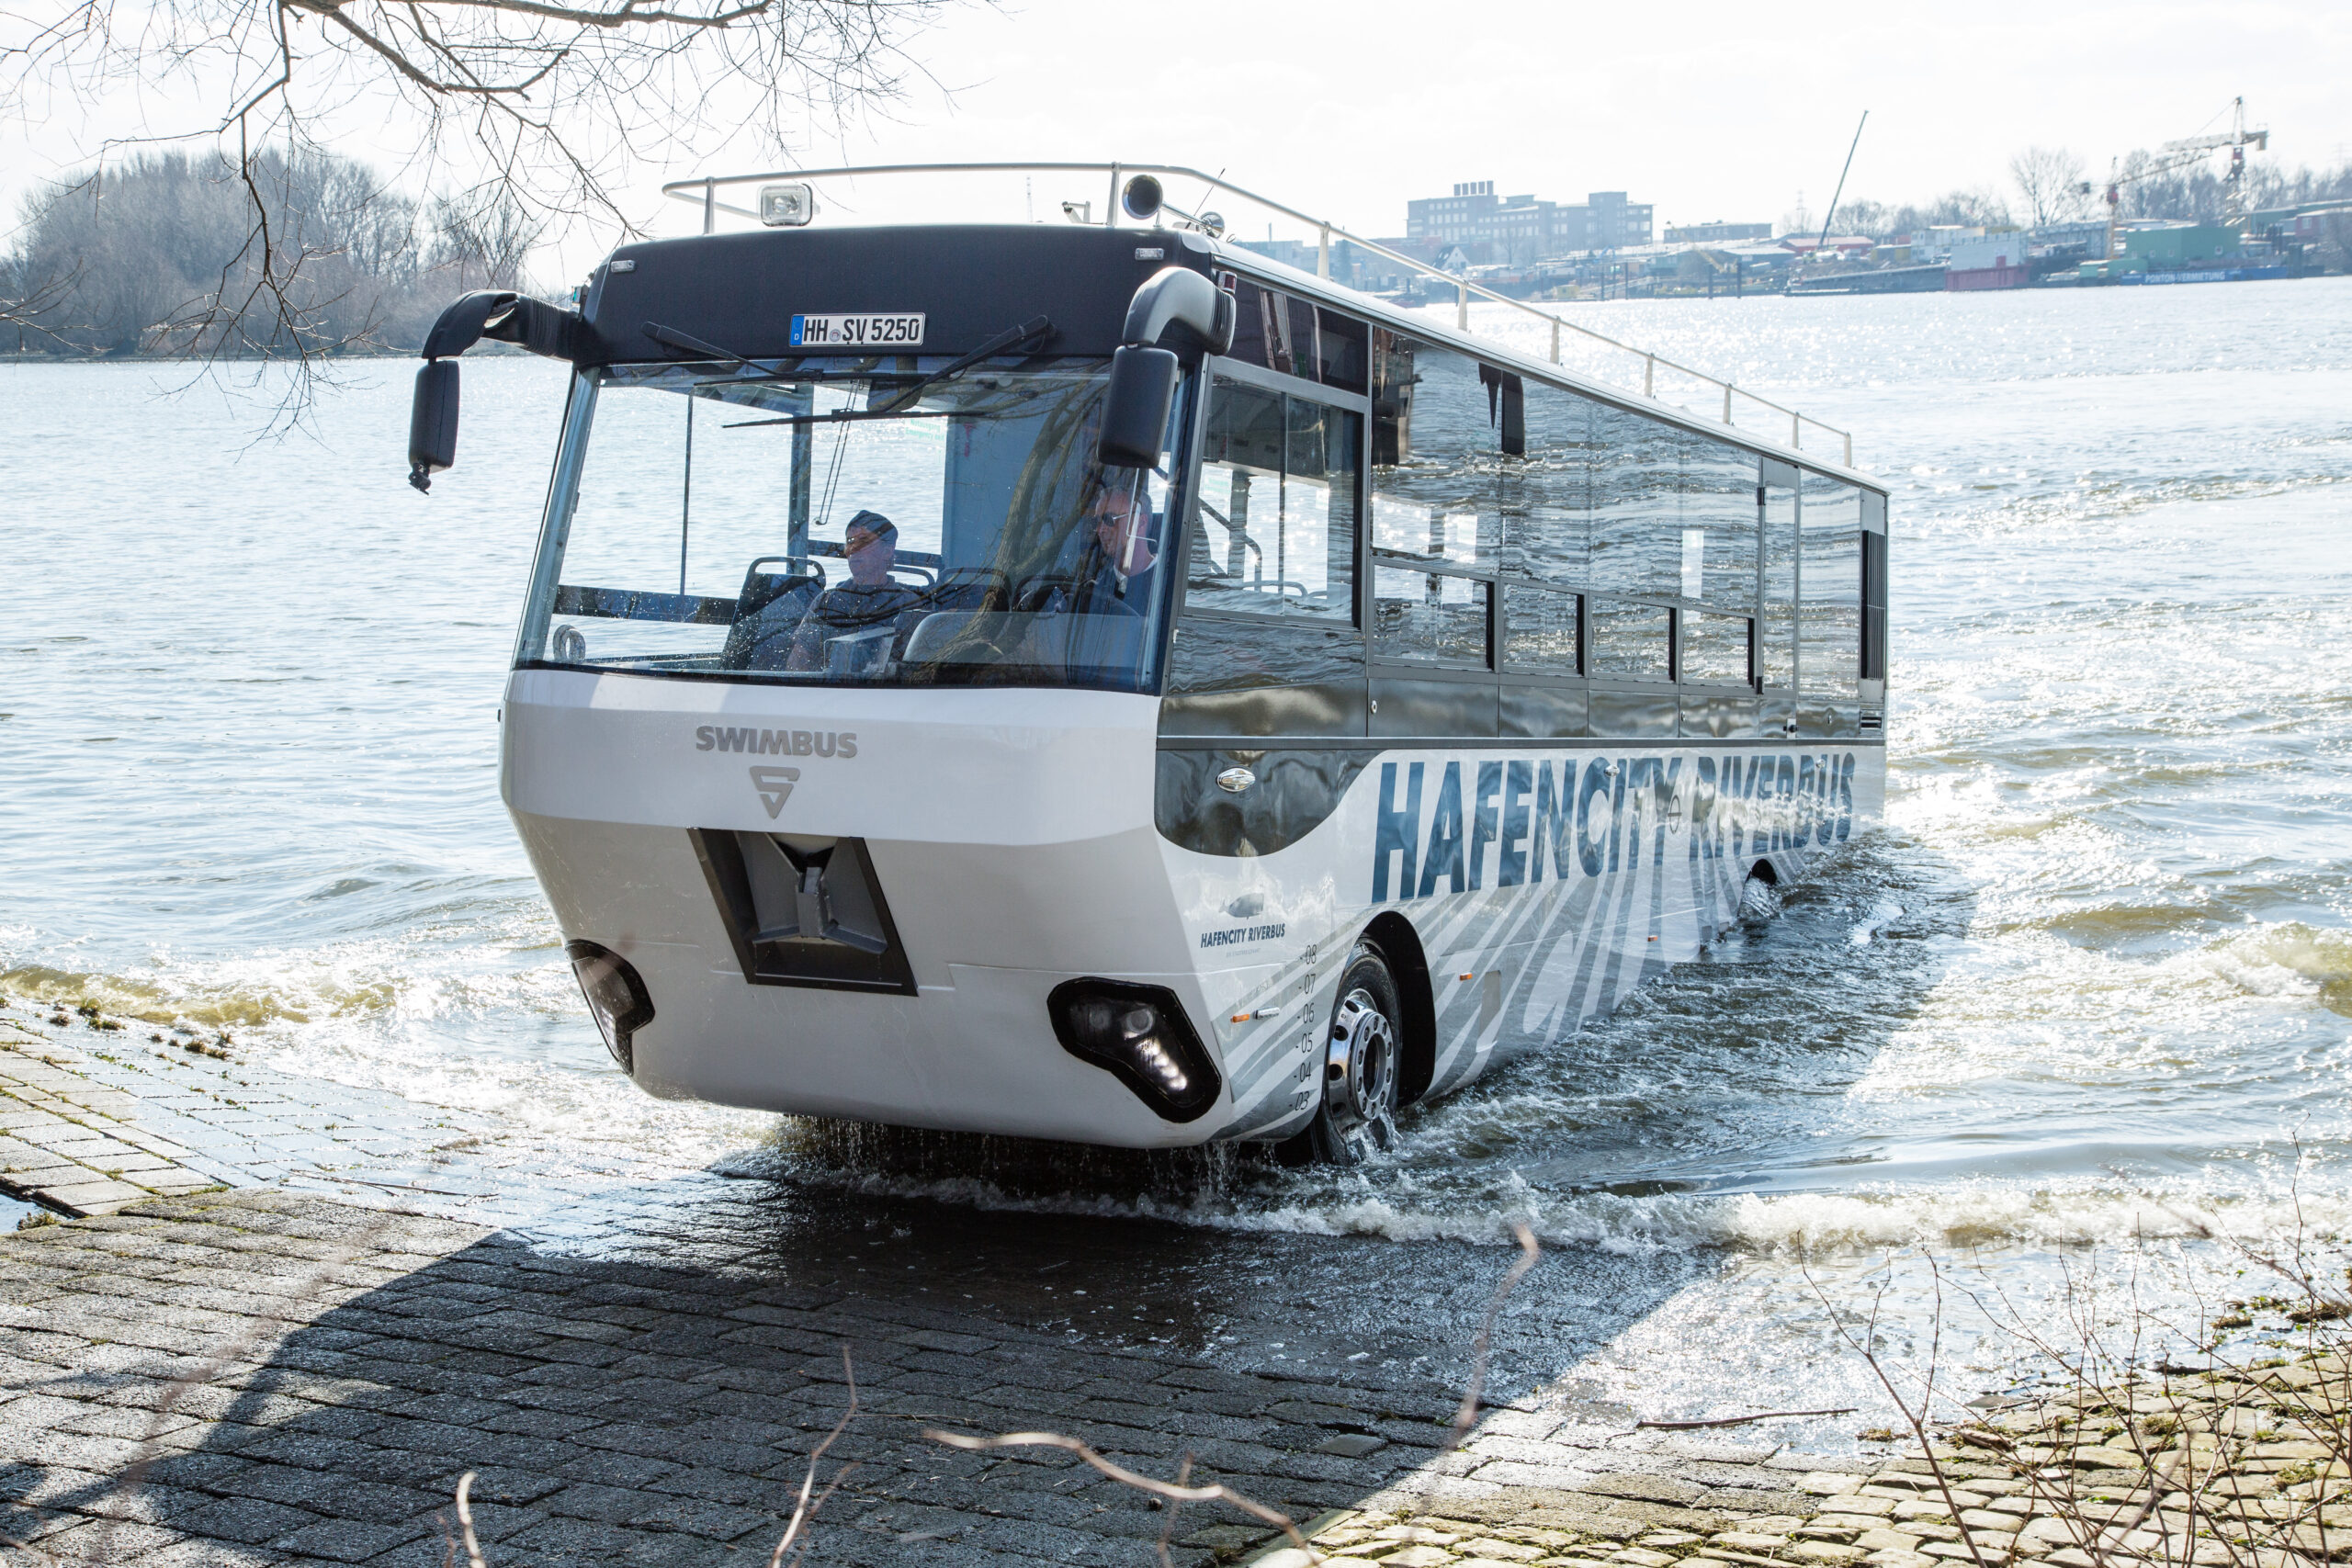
[576,215,1882,493]
[652,162,1873,488]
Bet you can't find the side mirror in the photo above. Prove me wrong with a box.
[1096,345,1178,468]
[409,360,459,493]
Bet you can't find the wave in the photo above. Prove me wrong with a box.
[2188,922,2352,1018]
[755,1131,2352,1259]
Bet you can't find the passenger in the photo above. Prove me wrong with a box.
[785,511,924,673]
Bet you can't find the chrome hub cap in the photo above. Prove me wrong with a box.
[1324,987,1398,1153]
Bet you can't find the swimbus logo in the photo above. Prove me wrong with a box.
[749,766,799,819]
[1369,750,1857,903]
[694,727,857,759]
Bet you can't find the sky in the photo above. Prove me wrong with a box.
[5,0,2348,273]
[710,0,2349,234]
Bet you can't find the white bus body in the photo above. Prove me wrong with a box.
[407,176,1889,1159]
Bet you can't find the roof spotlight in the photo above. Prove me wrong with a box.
[1122,175,1163,221]
[1196,209,1226,239]
[759,183,815,227]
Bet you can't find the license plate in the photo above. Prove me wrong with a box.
[789,312,926,348]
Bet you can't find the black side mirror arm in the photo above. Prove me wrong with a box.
[408,291,593,492]
[1095,267,1236,470]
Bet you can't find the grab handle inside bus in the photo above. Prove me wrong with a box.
[1097,346,1178,468]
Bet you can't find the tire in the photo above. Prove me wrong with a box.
[1277,941,1404,1167]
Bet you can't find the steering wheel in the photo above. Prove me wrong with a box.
[1010,572,1079,615]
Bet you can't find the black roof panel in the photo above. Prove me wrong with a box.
[580,224,1216,366]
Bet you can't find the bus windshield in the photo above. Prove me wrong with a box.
[521,357,1182,693]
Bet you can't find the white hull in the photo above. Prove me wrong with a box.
[505,668,1885,1146]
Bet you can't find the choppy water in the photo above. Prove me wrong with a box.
[4,280,2348,1314]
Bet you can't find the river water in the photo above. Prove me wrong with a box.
[4,277,2348,1427]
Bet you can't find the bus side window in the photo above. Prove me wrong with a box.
[1226,281,1371,394]
[1161,377,1366,738]
[1800,472,1863,724]
[1187,378,1356,622]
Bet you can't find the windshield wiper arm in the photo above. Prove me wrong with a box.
[644,321,751,368]
[721,314,1057,430]
[866,314,1054,414]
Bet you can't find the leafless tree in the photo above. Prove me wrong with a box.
[0,0,957,389]
[0,246,86,352]
[2010,145,2092,227]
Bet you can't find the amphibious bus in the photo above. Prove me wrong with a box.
[406,164,1890,1163]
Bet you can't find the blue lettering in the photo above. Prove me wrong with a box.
[1373,762,1424,903]
[1690,756,1717,862]
[1576,759,1611,877]
[1468,761,1502,891]
[1838,753,1856,842]
[1610,759,1626,871]
[1498,761,1532,887]
[1532,759,1570,884]
[1418,763,1467,897]
[1655,756,1683,866]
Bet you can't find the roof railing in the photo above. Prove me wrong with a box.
[658,162,1856,471]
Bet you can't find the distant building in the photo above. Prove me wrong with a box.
[1406,179,1654,259]
[2249,202,2352,240]
[1946,233,2030,290]
[1666,220,1772,243]
[2121,223,2242,266]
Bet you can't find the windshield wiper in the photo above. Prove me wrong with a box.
[866,314,1053,413]
[653,312,1055,430]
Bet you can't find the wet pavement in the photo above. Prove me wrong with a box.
[0,1003,1935,1565]
[0,1189,1882,1566]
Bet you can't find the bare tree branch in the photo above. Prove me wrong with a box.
[0,0,961,402]
[1450,1222,1542,1450]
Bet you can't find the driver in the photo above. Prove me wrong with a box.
[1076,479,1159,611]
[785,511,924,672]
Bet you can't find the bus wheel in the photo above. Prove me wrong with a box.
[1291,942,1403,1166]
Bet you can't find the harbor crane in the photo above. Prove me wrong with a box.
[2101,97,2269,259]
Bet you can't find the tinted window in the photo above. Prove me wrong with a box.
[1589,405,1679,599]
[1761,481,1797,688]
[1502,378,1592,587]
[1680,611,1752,686]
[1224,280,1370,394]
[1801,473,1862,698]
[1190,378,1358,624]
[1589,600,1670,681]
[1374,566,1487,665]
[1503,585,1580,673]
[1368,336,1502,570]
[1681,433,1758,609]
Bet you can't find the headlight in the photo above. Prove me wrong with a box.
[1047,979,1221,1123]
[565,940,654,1073]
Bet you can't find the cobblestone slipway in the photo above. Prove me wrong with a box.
[4,1009,2339,1567]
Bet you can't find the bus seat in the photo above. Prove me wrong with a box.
[722,560,824,670]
